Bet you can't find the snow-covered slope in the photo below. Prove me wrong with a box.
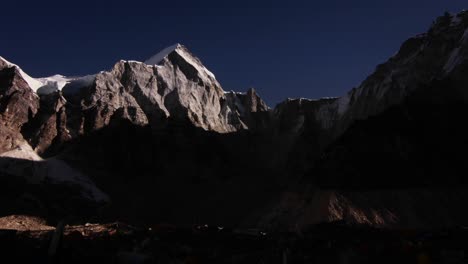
[0,56,43,91]
[36,74,96,95]
[0,56,95,95]
[144,43,180,65]
[0,142,108,203]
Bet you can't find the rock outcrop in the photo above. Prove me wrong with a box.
[0,57,40,153]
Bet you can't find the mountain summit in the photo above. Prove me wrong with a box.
[145,43,219,87]
[145,43,184,65]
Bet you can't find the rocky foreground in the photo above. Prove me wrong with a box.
[1,215,467,263]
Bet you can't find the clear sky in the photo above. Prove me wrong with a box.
[1,0,466,105]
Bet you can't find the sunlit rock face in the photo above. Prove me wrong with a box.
[0,44,273,156]
[76,44,271,135]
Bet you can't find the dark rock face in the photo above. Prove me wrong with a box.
[223,88,271,130]
[327,13,468,182]
[256,11,468,229]
[315,86,468,189]
[2,11,468,229]
[351,12,468,119]
[22,93,70,155]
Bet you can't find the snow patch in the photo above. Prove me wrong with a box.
[0,141,108,203]
[298,97,338,102]
[0,142,42,161]
[37,74,96,95]
[126,60,152,66]
[0,56,95,95]
[224,90,246,95]
[36,75,71,95]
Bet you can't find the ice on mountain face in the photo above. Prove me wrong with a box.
[36,75,71,95]
[36,74,95,95]
[36,75,96,95]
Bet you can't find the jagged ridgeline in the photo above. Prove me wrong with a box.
[2,11,468,229]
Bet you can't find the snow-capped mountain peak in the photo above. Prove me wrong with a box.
[144,43,217,83]
[144,43,182,65]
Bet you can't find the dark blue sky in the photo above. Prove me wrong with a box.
[1,1,466,105]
